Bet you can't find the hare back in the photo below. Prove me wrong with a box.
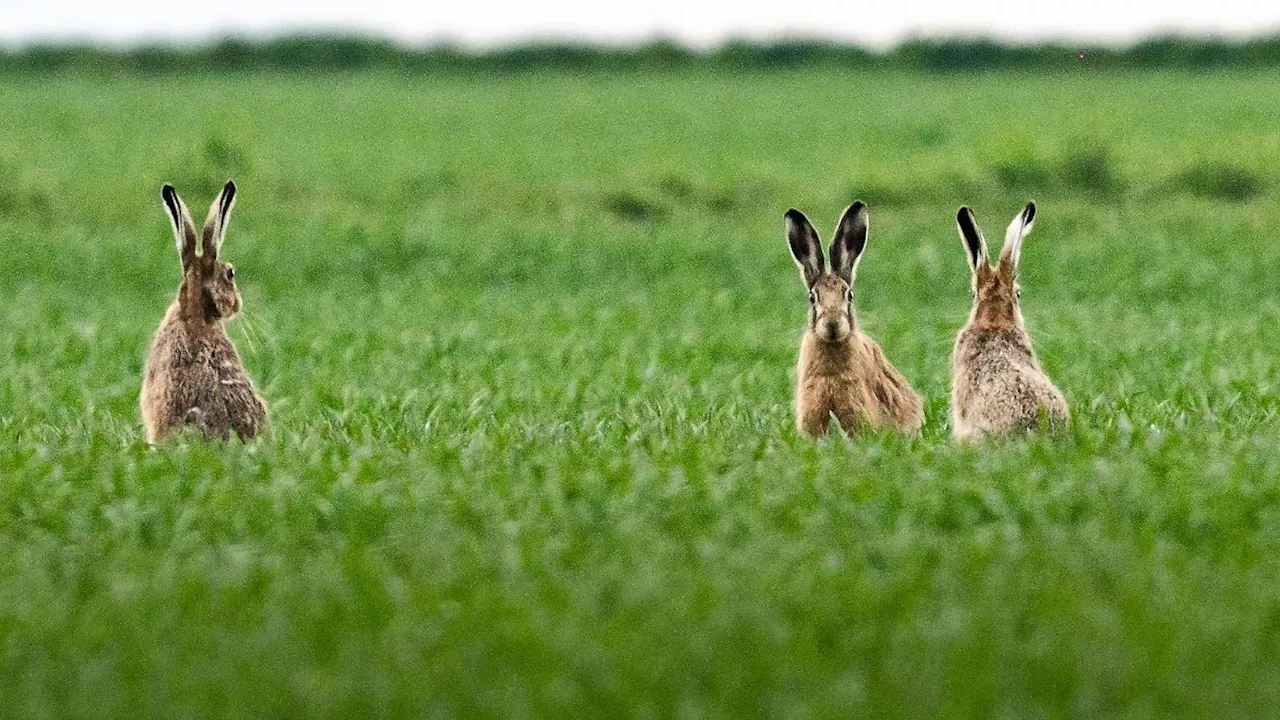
[796,332,924,436]
[141,311,267,442]
[952,328,1068,437]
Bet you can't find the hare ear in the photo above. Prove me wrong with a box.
[202,180,236,261]
[956,206,987,272]
[829,201,868,285]
[785,209,825,288]
[162,184,197,269]
[1000,201,1036,270]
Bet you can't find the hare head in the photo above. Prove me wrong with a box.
[786,202,869,344]
[956,202,1036,332]
[162,181,242,322]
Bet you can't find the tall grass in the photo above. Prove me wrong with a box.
[1,69,1280,717]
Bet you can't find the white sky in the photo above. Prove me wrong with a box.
[3,0,1280,48]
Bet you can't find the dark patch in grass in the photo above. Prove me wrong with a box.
[1171,162,1265,201]
[389,170,459,210]
[0,182,22,214]
[204,135,249,175]
[0,170,56,221]
[854,183,912,208]
[990,142,1126,199]
[365,238,436,282]
[408,169,458,193]
[700,185,768,214]
[907,123,949,148]
[603,191,666,223]
[167,134,253,199]
[657,175,695,201]
[992,159,1053,194]
[850,174,982,209]
[1060,145,1126,198]
[704,191,740,213]
[654,175,772,214]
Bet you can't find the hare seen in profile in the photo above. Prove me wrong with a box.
[787,202,924,437]
[951,202,1068,441]
[140,181,267,443]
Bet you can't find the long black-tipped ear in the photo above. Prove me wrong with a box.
[202,180,236,261]
[829,201,868,285]
[786,209,825,288]
[956,206,987,271]
[162,184,198,269]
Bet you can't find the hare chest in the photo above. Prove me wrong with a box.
[795,371,883,435]
[795,334,924,437]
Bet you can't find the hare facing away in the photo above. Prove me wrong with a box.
[140,181,267,444]
[787,202,924,437]
[951,202,1068,441]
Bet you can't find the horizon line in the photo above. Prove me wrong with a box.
[5,26,1280,53]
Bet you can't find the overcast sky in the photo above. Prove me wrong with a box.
[4,0,1280,48]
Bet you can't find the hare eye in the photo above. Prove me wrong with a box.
[1015,287,1022,299]
[808,290,817,304]
[225,267,235,281]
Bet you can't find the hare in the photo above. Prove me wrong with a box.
[140,181,267,444]
[787,202,924,437]
[950,202,1068,441]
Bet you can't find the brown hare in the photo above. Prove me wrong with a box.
[787,202,924,437]
[951,202,1068,442]
[140,181,267,444]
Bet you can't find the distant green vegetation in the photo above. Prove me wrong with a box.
[2,69,1280,717]
[5,34,1280,74]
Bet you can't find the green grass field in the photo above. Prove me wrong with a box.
[3,68,1280,718]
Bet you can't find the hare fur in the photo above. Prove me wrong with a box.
[787,203,924,437]
[950,202,1068,441]
[141,181,267,443]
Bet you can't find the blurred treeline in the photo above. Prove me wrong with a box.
[4,35,1280,73]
